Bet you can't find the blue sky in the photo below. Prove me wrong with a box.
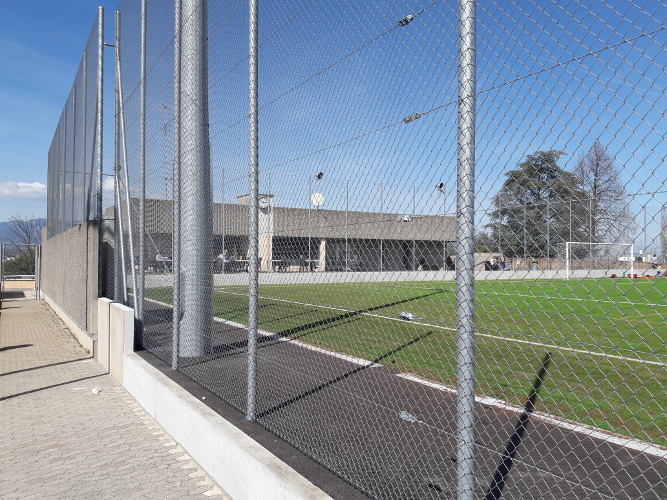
[0,0,117,222]
[2,0,663,252]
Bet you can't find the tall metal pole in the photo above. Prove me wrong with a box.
[71,84,76,229]
[180,0,213,358]
[380,183,383,271]
[444,187,448,268]
[136,0,147,347]
[569,198,572,245]
[456,0,477,497]
[546,200,550,269]
[590,198,593,265]
[82,54,87,223]
[413,185,416,271]
[116,25,139,311]
[246,0,259,421]
[308,176,313,271]
[172,0,182,369]
[345,180,349,271]
[96,7,105,298]
[523,204,527,263]
[114,11,128,305]
[221,168,225,274]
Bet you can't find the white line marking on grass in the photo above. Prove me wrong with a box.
[216,290,667,367]
[397,373,667,460]
[145,296,667,460]
[477,289,667,311]
[212,316,378,368]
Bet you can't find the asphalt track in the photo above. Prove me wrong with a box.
[142,300,667,500]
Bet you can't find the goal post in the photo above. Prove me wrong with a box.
[565,242,634,278]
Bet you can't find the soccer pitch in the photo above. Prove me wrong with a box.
[148,277,667,446]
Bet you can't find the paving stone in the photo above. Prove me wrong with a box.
[0,300,232,500]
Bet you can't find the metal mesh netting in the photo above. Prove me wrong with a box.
[47,11,102,238]
[52,0,666,498]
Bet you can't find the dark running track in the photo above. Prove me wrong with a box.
[142,300,667,500]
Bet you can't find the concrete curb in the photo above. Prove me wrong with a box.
[123,352,333,500]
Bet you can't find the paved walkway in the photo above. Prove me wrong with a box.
[0,299,231,500]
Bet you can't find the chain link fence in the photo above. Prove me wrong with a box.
[50,1,666,498]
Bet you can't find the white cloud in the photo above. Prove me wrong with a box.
[0,181,47,199]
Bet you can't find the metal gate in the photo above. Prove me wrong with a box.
[0,244,41,302]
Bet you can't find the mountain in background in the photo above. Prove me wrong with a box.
[0,218,47,244]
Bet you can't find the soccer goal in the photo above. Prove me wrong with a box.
[565,242,634,278]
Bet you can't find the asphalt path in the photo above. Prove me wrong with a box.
[142,300,667,500]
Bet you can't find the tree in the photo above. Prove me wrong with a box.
[3,214,46,275]
[486,150,589,258]
[572,141,635,245]
[8,214,46,245]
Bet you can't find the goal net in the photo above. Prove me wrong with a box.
[565,242,634,278]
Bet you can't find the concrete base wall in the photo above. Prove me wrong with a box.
[123,354,332,500]
[40,221,99,335]
[98,298,332,500]
[42,292,95,355]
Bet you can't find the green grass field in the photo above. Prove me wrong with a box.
[146,277,667,446]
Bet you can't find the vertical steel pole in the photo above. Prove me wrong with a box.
[172,0,182,369]
[179,0,213,358]
[137,0,147,347]
[114,11,128,305]
[117,37,139,310]
[380,183,383,271]
[307,176,313,271]
[62,106,68,235]
[523,204,527,262]
[71,84,76,229]
[221,168,225,274]
[547,200,550,269]
[82,54,87,223]
[345,180,349,271]
[444,187,448,268]
[246,0,259,421]
[456,0,477,497]
[413,185,416,271]
[96,7,105,298]
[590,198,593,265]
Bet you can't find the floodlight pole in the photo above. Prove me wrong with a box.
[455,0,477,498]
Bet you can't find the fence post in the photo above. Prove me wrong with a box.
[96,6,105,299]
[246,0,259,421]
[172,0,182,369]
[456,0,477,498]
[113,11,127,304]
[179,0,212,358]
[137,0,147,347]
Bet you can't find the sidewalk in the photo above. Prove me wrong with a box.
[0,299,231,500]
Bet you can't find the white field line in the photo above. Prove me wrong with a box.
[144,296,667,460]
[345,282,667,310]
[144,296,378,368]
[216,289,667,368]
[475,289,667,311]
[397,373,667,460]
